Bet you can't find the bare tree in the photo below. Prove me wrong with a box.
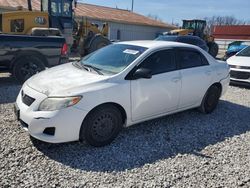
[204,16,249,34]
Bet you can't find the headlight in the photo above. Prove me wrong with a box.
[38,96,82,111]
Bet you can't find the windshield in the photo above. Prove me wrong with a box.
[236,46,250,57]
[155,35,177,41]
[80,44,147,75]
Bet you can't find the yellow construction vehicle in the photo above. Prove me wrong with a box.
[166,19,219,57]
[0,0,110,56]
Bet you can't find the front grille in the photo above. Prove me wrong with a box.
[230,65,250,70]
[230,71,250,80]
[21,91,35,106]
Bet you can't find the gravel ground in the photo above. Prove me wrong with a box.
[0,74,250,188]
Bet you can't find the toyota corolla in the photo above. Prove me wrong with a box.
[15,41,230,147]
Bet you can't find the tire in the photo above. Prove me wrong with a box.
[88,35,111,54]
[13,56,45,83]
[80,104,123,147]
[207,42,219,58]
[199,85,221,114]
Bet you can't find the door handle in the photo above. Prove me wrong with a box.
[171,77,181,83]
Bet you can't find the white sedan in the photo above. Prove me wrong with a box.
[15,41,230,147]
[227,46,250,84]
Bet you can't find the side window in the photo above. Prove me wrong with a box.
[139,50,176,75]
[11,19,24,33]
[178,50,208,69]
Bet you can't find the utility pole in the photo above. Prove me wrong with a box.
[131,0,134,12]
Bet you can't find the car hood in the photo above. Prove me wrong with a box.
[227,56,250,67]
[26,62,110,96]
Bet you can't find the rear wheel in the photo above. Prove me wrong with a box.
[13,56,45,83]
[80,104,122,147]
[199,85,221,114]
[207,42,219,58]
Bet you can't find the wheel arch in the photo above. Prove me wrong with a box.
[83,102,127,126]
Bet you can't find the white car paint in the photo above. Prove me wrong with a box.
[16,41,230,143]
[227,51,250,83]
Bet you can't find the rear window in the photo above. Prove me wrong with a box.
[178,50,209,69]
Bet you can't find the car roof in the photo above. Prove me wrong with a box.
[118,40,197,50]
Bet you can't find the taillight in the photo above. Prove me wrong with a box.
[61,43,68,56]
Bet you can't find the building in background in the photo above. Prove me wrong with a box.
[0,0,176,41]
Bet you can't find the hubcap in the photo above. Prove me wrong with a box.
[92,113,114,141]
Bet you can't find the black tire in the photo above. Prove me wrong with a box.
[207,42,219,58]
[88,35,111,54]
[80,104,123,147]
[13,56,45,83]
[199,85,221,114]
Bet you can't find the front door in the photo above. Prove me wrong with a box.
[130,49,181,121]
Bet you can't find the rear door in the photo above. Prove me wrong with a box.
[130,49,181,121]
[176,48,213,108]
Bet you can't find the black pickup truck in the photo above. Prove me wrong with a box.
[0,34,68,83]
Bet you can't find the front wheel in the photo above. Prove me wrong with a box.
[80,105,123,147]
[199,85,221,114]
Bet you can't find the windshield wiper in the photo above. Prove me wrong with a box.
[83,64,104,75]
[72,61,89,71]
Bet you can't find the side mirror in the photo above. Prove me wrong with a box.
[132,68,152,80]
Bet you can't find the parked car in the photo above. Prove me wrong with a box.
[15,41,230,147]
[0,34,68,83]
[223,41,250,60]
[155,35,209,52]
[227,46,250,84]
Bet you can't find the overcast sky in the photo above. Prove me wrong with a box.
[80,0,250,24]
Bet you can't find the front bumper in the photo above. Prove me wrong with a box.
[16,84,88,143]
[229,68,250,84]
